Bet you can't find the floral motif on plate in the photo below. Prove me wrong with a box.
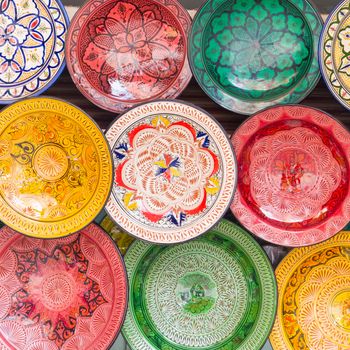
[0,224,127,350]
[105,101,237,243]
[0,0,68,102]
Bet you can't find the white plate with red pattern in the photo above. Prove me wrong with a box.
[105,100,237,243]
[231,105,350,247]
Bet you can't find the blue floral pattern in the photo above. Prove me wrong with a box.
[0,0,68,102]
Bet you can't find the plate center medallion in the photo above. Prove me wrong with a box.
[33,144,70,181]
[175,272,218,315]
[269,147,317,195]
[331,290,350,330]
[314,275,350,347]
[41,272,76,311]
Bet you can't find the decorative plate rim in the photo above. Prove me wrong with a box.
[188,0,323,115]
[319,0,350,111]
[269,229,350,350]
[0,0,70,104]
[122,219,277,350]
[0,96,114,239]
[0,223,129,350]
[105,99,237,244]
[230,104,350,247]
[65,0,192,113]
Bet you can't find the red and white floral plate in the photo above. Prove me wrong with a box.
[0,224,128,349]
[231,105,350,247]
[66,0,192,113]
[105,100,237,243]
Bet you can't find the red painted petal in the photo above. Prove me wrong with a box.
[115,160,135,191]
[142,211,163,223]
[184,190,207,215]
[11,61,20,71]
[31,32,42,40]
[128,125,155,148]
[202,148,220,176]
[127,8,143,33]
[143,19,162,40]
[94,34,115,50]
[105,18,125,35]
[171,121,197,141]
[0,62,8,73]
[30,18,39,29]
[1,0,8,11]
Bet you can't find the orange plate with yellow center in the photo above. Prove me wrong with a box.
[270,231,350,349]
[0,97,113,238]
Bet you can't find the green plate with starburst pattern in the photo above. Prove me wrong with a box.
[122,219,277,350]
[189,0,322,115]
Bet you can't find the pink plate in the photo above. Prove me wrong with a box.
[231,105,350,247]
[0,224,128,350]
[66,0,192,113]
[105,100,237,244]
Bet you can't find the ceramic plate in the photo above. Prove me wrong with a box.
[189,0,322,115]
[270,230,350,349]
[66,0,192,113]
[320,0,350,110]
[122,219,277,350]
[105,100,237,243]
[0,224,128,349]
[0,0,68,103]
[231,105,350,246]
[97,211,135,255]
[0,97,113,238]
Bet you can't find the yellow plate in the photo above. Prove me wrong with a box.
[0,98,113,238]
[270,231,350,349]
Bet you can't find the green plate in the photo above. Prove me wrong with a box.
[189,0,322,114]
[122,219,277,350]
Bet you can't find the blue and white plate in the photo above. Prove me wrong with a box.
[0,0,68,103]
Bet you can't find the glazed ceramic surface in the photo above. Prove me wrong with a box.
[122,219,277,350]
[105,100,237,243]
[270,230,350,349]
[99,213,134,255]
[231,105,350,246]
[0,224,127,350]
[320,0,350,110]
[0,98,113,238]
[0,0,68,103]
[66,0,192,113]
[189,0,322,114]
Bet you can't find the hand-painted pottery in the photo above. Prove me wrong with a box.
[122,219,277,350]
[231,105,350,246]
[0,0,68,103]
[0,224,128,350]
[270,231,350,349]
[320,0,350,110]
[189,0,322,114]
[66,0,192,113]
[0,98,113,238]
[99,213,134,255]
[105,100,237,244]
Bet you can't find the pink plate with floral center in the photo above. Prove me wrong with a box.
[231,105,350,247]
[105,100,237,243]
[66,0,192,113]
[0,224,128,350]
